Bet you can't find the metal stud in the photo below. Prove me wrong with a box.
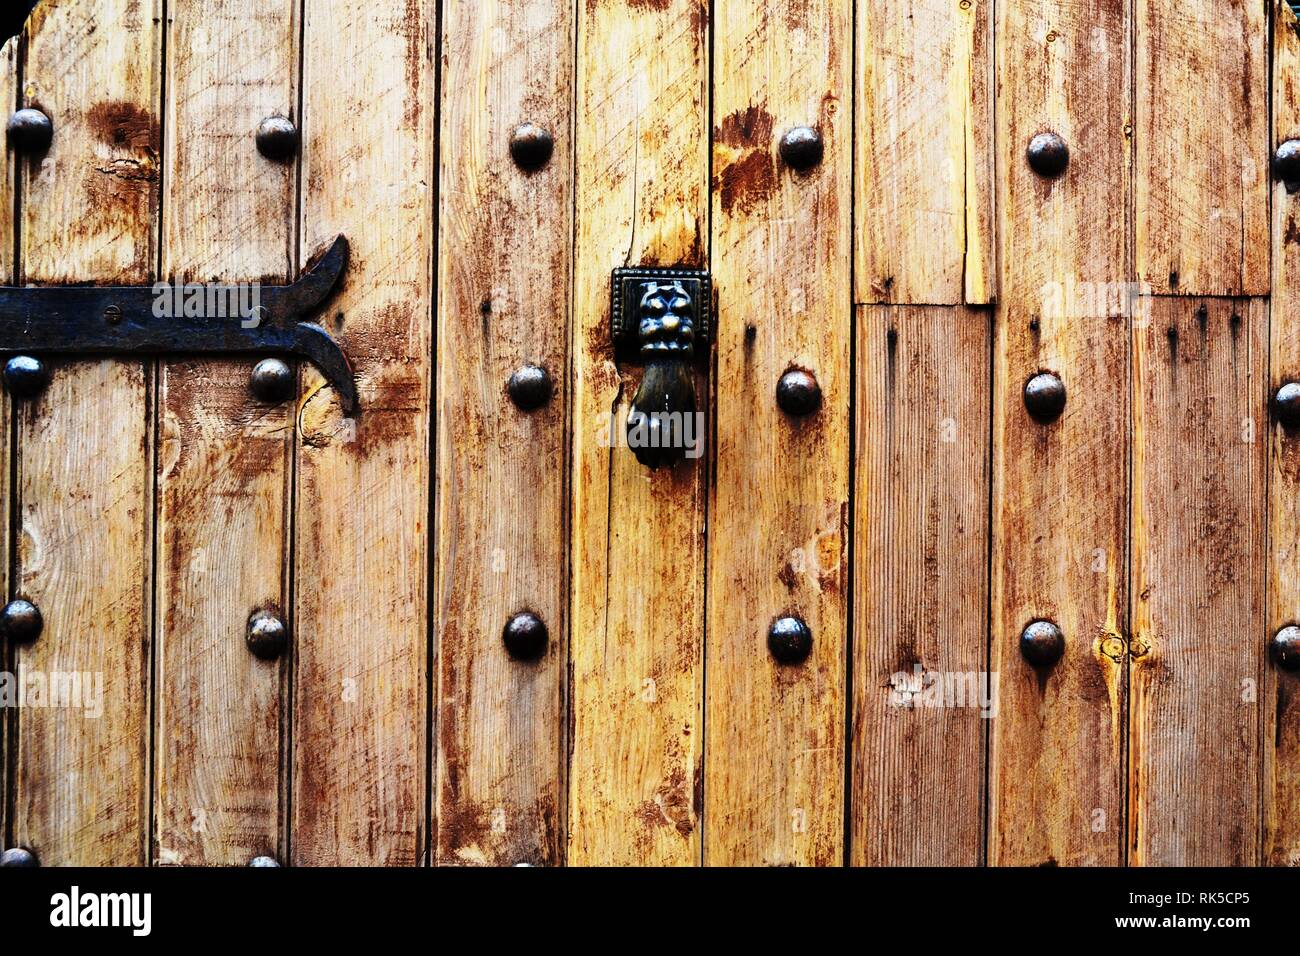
[249,358,294,404]
[776,368,822,417]
[1275,382,1300,429]
[1020,619,1065,667]
[1276,140,1300,191]
[509,123,553,171]
[1026,131,1069,178]
[1023,371,1066,424]
[246,610,288,661]
[3,355,49,399]
[249,855,281,867]
[0,847,38,867]
[507,364,553,411]
[778,126,823,172]
[503,611,548,661]
[767,616,812,665]
[6,108,53,153]
[255,115,299,161]
[1,599,43,645]
[1272,625,1300,672]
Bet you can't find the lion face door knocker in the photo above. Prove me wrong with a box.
[610,267,712,469]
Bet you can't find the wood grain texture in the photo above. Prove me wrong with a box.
[855,0,993,305]
[852,305,988,866]
[1267,0,1300,868]
[704,0,848,867]
[988,0,1129,867]
[1135,0,1268,296]
[0,33,14,851]
[291,0,433,866]
[434,0,572,866]
[569,0,708,866]
[1130,297,1266,866]
[153,0,299,866]
[11,0,160,867]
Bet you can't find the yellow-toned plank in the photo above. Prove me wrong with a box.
[292,0,433,865]
[1131,297,1266,865]
[989,0,1129,866]
[13,0,160,866]
[0,33,15,850]
[852,304,988,866]
[569,0,709,866]
[1135,0,1268,295]
[856,0,993,304]
[153,0,299,866]
[705,0,849,867]
[435,0,572,866]
[1267,0,1300,868]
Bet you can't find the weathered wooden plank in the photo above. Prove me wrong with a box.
[434,0,572,867]
[855,0,993,305]
[1130,297,1266,866]
[569,0,709,866]
[292,0,432,865]
[988,0,1129,866]
[1267,0,1300,869]
[12,0,160,866]
[1135,0,1268,296]
[852,304,988,866]
[153,0,298,866]
[0,33,15,851]
[704,0,848,867]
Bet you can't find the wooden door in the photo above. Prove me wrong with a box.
[0,0,1295,867]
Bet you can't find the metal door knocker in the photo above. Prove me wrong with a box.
[610,266,711,469]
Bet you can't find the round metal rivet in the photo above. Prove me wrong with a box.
[246,610,288,661]
[3,355,49,399]
[779,126,823,172]
[1023,371,1066,424]
[507,364,553,411]
[1276,140,1300,184]
[1272,625,1300,672]
[1020,619,1065,667]
[502,611,548,661]
[0,847,38,867]
[776,368,822,417]
[1,599,43,645]
[6,108,53,153]
[1026,132,1069,178]
[509,123,553,171]
[250,358,294,404]
[249,855,281,867]
[1275,383,1300,429]
[255,115,299,161]
[768,616,812,665]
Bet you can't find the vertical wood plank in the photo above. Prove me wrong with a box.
[704,0,849,867]
[292,0,433,865]
[435,0,572,866]
[988,0,1129,866]
[1267,0,1300,868]
[1135,0,1268,296]
[569,0,709,866]
[852,304,988,866]
[1130,297,1266,865]
[153,0,298,866]
[13,0,160,866]
[856,0,994,305]
[0,33,15,851]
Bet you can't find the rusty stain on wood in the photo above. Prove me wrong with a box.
[151,0,299,867]
[12,0,160,867]
[705,0,849,867]
[434,0,572,867]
